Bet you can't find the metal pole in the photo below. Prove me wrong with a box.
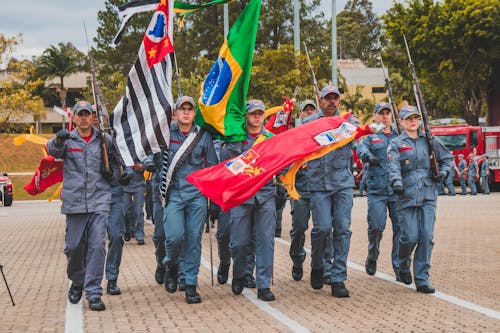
[0,264,15,306]
[331,0,337,86]
[293,0,300,52]
[223,3,229,38]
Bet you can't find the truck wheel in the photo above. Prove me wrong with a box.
[3,193,12,206]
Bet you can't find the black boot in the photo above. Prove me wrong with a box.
[106,280,122,295]
[185,285,201,304]
[68,283,83,304]
[164,265,178,293]
[155,264,165,285]
[177,278,186,291]
[154,239,166,285]
[257,288,275,301]
[231,276,245,295]
[310,268,324,290]
[244,274,256,288]
[217,263,230,284]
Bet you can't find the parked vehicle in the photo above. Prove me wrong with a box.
[430,123,500,191]
[0,173,13,206]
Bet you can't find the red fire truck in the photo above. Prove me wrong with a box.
[430,122,500,190]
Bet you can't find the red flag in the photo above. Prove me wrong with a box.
[187,116,359,211]
[143,0,174,68]
[265,98,294,134]
[24,156,64,195]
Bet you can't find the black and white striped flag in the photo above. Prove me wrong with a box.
[112,0,160,46]
[111,0,174,166]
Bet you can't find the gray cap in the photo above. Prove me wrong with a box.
[175,95,195,109]
[73,100,93,115]
[300,99,316,111]
[399,105,420,120]
[320,85,340,99]
[246,99,266,113]
[374,101,393,114]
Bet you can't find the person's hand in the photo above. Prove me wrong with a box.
[143,160,157,172]
[368,156,381,167]
[431,171,447,183]
[56,129,71,143]
[392,184,404,195]
[101,166,113,181]
[119,167,135,185]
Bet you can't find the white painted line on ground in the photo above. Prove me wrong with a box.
[65,281,83,333]
[275,237,500,321]
[200,257,311,333]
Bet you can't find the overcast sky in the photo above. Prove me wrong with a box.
[1,0,396,63]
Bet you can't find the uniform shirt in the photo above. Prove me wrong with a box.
[458,159,467,175]
[480,159,489,177]
[220,127,275,204]
[467,158,479,177]
[357,129,399,196]
[387,130,453,209]
[300,109,359,192]
[47,127,116,214]
[165,122,218,201]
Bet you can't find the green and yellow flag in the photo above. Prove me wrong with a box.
[195,0,261,141]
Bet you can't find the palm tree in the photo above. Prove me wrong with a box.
[36,42,86,109]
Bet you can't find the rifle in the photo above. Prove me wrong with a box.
[379,54,401,134]
[403,34,440,178]
[303,42,320,108]
[85,23,111,174]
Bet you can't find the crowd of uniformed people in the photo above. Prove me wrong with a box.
[51,83,484,311]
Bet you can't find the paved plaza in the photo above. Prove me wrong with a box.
[0,193,499,332]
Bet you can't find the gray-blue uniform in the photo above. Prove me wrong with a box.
[444,161,456,195]
[388,118,452,290]
[122,163,146,242]
[357,127,401,277]
[162,122,218,287]
[302,109,358,287]
[105,172,125,284]
[48,126,116,302]
[480,157,490,194]
[467,157,478,195]
[458,157,467,194]
[220,128,276,290]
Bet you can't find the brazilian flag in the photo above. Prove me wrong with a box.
[195,0,261,141]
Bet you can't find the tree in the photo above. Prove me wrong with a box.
[337,0,383,65]
[383,0,500,124]
[35,43,86,109]
[0,34,45,132]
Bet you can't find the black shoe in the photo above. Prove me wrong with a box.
[124,232,131,241]
[178,278,186,292]
[395,272,401,282]
[310,268,324,290]
[217,263,230,284]
[88,297,106,311]
[231,277,245,295]
[257,288,275,301]
[164,265,178,293]
[399,271,412,285]
[323,275,331,285]
[106,280,122,295]
[68,283,83,304]
[137,239,145,245]
[291,265,303,281]
[331,282,350,298]
[275,230,281,238]
[416,285,435,294]
[155,264,165,285]
[244,274,256,288]
[365,258,377,276]
[185,285,201,304]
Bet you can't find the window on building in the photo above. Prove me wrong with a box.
[371,86,385,94]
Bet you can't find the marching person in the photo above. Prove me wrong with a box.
[357,102,401,280]
[302,86,359,297]
[161,96,218,304]
[289,99,334,285]
[48,100,118,311]
[122,161,147,245]
[220,99,276,301]
[457,154,467,195]
[467,153,479,195]
[388,105,453,294]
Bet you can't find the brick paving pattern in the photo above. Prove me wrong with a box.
[0,193,499,332]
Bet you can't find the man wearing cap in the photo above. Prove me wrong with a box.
[289,99,334,284]
[387,105,453,293]
[467,153,479,195]
[457,154,468,194]
[48,100,119,311]
[479,155,490,194]
[301,85,359,297]
[161,96,218,304]
[357,102,401,280]
[220,99,277,301]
